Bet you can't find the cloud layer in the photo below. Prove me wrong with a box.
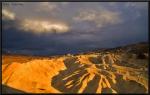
[74,9,121,28]
[2,9,15,20]
[19,19,70,34]
[2,2,148,56]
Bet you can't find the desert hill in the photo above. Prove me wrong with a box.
[2,42,149,94]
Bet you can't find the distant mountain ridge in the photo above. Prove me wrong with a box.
[2,41,149,57]
[2,41,149,94]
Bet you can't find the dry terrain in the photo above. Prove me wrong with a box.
[2,42,149,94]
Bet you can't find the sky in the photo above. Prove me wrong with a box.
[2,2,148,56]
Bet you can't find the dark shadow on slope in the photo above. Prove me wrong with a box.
[136,53,148,59]
[109,74,146,93]
[88,56,102,64]
[82,75,100,93]
[51,57,147,93]
[51,57,100,93]
[2,85,25,94]
[51,57,85,93]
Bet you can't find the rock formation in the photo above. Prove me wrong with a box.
[2,43,148,94]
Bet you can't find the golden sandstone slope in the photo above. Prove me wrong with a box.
[2,43,149,94]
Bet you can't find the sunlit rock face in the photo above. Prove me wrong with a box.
[2,43,148,94]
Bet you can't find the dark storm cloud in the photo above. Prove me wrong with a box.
[2,2,148,56]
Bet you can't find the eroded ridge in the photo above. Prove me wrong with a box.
[52,53,148,93]
[2,45,148,93]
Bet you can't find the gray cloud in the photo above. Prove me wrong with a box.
[2,2,148,55]
[73,8,122,28]
[2,2,71,34]
[2,8,15,20]
[18,18,70,34]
